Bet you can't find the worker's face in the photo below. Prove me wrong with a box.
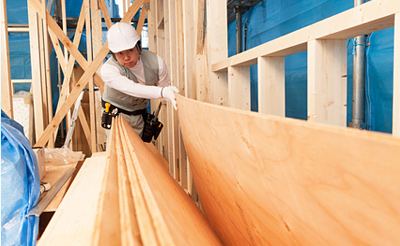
[114,47,140,68]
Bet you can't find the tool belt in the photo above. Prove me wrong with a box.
[101,100,147,116]
[101,100,163,143]
[101,100,147,130]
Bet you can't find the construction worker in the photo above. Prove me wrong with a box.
[101,22,178,138]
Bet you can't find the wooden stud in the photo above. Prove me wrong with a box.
[307,39,347,126]
[1,0,13,118]
[206,0,228,105]
[257,56,285,116]
[42,0,54,147]
[167,0,177,177]
[123,0,126,16]
[38,10,49,129]
[182,0,195,99]
[28,1,45,141]
[85,0,97,153]
[147,0,156,51]
[91,0,103,57]
[228,66,250,110]
[394,13,400,137]
[162,0,170,166]
[195,0,205,55]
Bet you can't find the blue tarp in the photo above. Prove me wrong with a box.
[1,111,41,246]
[228,0,393,133]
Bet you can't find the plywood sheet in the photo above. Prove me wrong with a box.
[176,94,400,246]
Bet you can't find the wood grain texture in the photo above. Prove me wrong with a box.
[118,116,222,246]
[176,94,400,246]
[41,162,79,212]
[39,116,221,245]
[38,154,107,245]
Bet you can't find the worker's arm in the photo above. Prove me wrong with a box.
[101,63,178,109]
[101,63,163,99]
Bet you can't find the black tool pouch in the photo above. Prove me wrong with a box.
[101,110,114,129]
[141,113,163,143]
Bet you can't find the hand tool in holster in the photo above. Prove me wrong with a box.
[141,102,164,143]
[101,103,118,129]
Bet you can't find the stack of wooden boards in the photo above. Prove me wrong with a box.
[38,116,221,245]
[176,94,400,245]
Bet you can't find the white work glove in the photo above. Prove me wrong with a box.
[161,86,179,110]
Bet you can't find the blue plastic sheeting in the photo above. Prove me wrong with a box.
[66,0,120,18]
[8,32,32,93]
[1,111,41,246]
[228,0,394,133]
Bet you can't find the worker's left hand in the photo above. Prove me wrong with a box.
[161,86,179,110]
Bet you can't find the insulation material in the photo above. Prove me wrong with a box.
[12,91,33,138]
[228,0,394,133]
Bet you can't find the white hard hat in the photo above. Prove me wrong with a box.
[107,22,140,53]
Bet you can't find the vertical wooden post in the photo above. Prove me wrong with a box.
[168,0,179,179]
[194,0,205,102]
[182,0,194,99]
[42,0,55,147]
[61,0,71,133]
[85,0,97,153]
[38,3,49,130]
[257,56,285,116]
[228,66,250,110]
[394,13,400,137]
[176,0,188,189]
[308,39,347,126]
[28,1,45,141]
[1,0,13,118]
[92,0,106,149]
[207,0,228,105]
[148,0,156,51]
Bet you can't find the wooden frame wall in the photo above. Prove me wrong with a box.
[210,0,400,136]
[25,0,148,153]
[1,0,14,119]
[147,0,400,194]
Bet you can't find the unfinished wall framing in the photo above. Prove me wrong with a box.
[15,0,148,156]
[147,0,400,201]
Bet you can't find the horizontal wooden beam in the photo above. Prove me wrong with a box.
[212,0,400,72]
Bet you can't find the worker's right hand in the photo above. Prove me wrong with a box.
[161,86,179,110]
